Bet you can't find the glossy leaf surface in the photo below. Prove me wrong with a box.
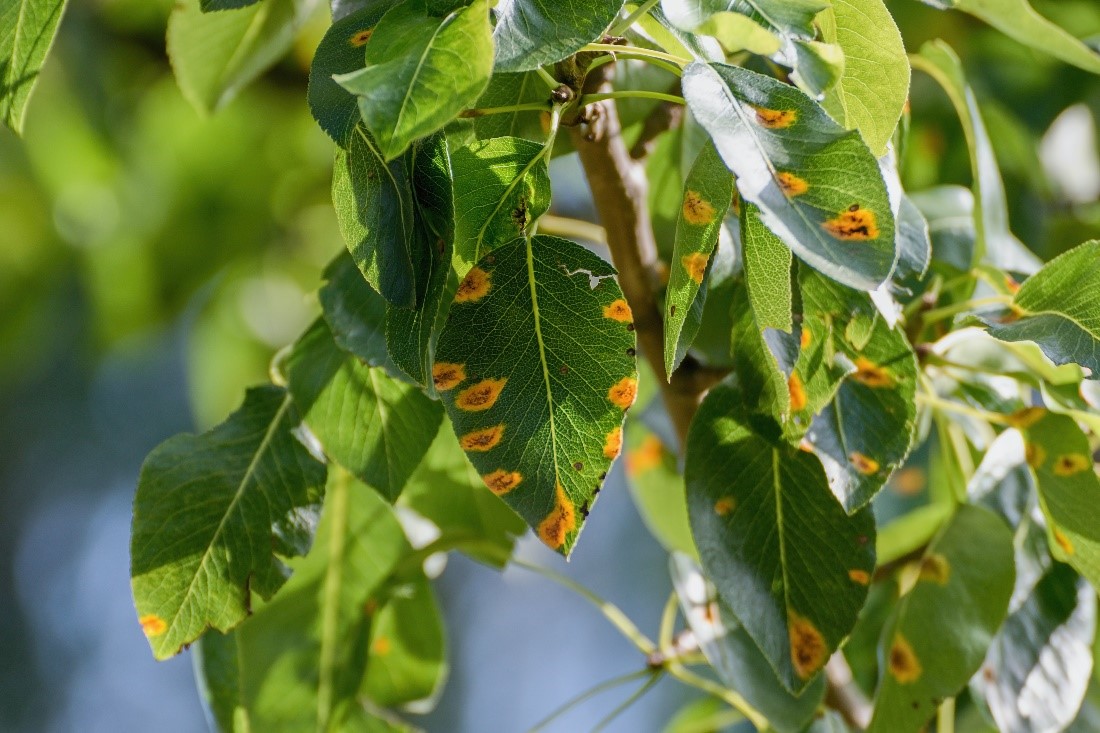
[0,0,67,134]
[492,0,624,72]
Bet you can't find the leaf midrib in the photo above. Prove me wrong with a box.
[525,237,562,495]
[391,9,456,149]
[316,469,350,732]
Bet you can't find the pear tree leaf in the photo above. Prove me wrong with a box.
[434,235,638,556]
[686,381,876,692]
[319,253,401,377]
[491,0,625,73]
[729,279,790,425]
[335,0,493,161]
[202,0,262,9]
[741,201,793,333]
[470,72,549,140]
[868,505,1015,733]
[0,0,67,134]
[625,424,696,558]
[683,61,896,291]
[131,386,327,660]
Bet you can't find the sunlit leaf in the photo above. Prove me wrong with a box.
[741,201,792,333]
[491,0,625,72]
[0,0,67,134]
[319,253,401,377]
[625,424,696,557]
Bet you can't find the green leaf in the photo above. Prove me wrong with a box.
[319,253,401,377]
[286,319,443,502]
[1018,409,1100,586]
[308,3,401,146]
[624,424,696,557]
[0,0,67,134]
[894,195,932,285]
[867,505,1015,733]
[335,0,493,161]
[491,0,625,73]
[694,12,781,55]
[987,241,1100,377]
[470,72,549,140]
[686,381,876,692]
[194,473,411,730]
[131,385,327,660]
[363,578,447,710]
[741,201,793,333]
[661,0,823,42]
[166,0,316,114]
[729,278,790,424]
[664,141,735,375]
[671,553,825,733]
[817,0,909,157]
[434,235,638,556]
[202,0,262,10]
[398,422,526,567]
[682,61,896,291]
[935,0,1100,75]
[333,126,419,308]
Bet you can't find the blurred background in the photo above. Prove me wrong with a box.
[0,0,1098,730]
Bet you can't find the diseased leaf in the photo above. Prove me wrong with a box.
[434,235,638,556]
[131,386,327,660]
[893,195,932,285]
[167,0,317,114]
[986,241,1100,376]
[868,505,1014,733]
[625,424,696,558]
[363,578,447,710]
[0,0,67,134]
[286,319,443,502]
[491,0,625,72]
[817,0,909,157]
[686,381,876,692]
[335,0,493,160]
[741,201,793,333]
[683,61,896,291]
[664,141,735,375]
[729,279,790,424]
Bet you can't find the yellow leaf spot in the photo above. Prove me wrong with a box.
[608,377,638,409]
[139,614,167,637]
[848,569,870,585]
[482,469,523,496]
[714,496,736,516]
[1054,454,1091,476]
[455,267,491,303]
[1004,274,1021,294]
[800,328,812,349]
[432,362,466,391]
[822,205,879,241]
[681,253,709,285]
[788,610,827,679]
[1008,407,1046,429]
[788,372,807,412]
[890,467,926,496]
[754,106,798,129]
[798,439,815,453]
[537,483,577,550]
[627,435,664,476]
[1054,528,1075,556]
[918,553,950,585]
[460,425,504,452]
[455,378,507,412]
[372,636,391,655]
[849,452,880,475]
[682,190,718,226]
[603,298,633,323]
[349,28,374,47]
[776,171,809,197]
[851,357,894,388]
[1025,442,1047,469]
[888,634,922,683]
[603,427,623,460]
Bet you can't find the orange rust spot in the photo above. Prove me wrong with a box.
[848,569,870,585]
[681,253,709,285]
[460,425,504,452]
[1004,274,1021,294]
[455,267,491,303]
[776,171,809,197]
[455,377,507,412]
[432,362,466,391]
[349,28,374,47]
[1054,454,1091,476]
[538,483,577,550]
[891,467,926,496]
[788,610,827,679]
[1054,529,1075,556]
[603,298,633,323]
[800,328,812,349]
[849,452,880,475]
[627,435,664,476]
[603,427,623,460]
[139,614,166,637]
[888,634,922,683]
[608,377,638,409]
[372,636,391,655]
[1025,442,1047,469]
[730,190,741,216]
[482,469,522,495]
[1008,407,1046,429]
[682,190,718,226]
[822,205,879,241]
[754,106,798,129]
[788,372,808,412]
[714,496,736,516]
[702,602,719,624]
[798,439,815,453]
[851,357,894,388]
[918,553,950,585]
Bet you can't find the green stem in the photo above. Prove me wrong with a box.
[938,697,956,733]
[460,102,551,118]
[609,0,663,35]
[537,214,607,244]
[666,663,769,731]
[921,294,1013,325]
[591,671,663,733]
[580,43,688,75]
[512,559,657,654]
[580,90,686,106]
[535,66,558,91]
[524,668,652,733]
[916,391,1012,427]
[658,591,679,651]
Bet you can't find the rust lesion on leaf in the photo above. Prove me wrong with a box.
[603,427,623,459]
[918,553,951,585]
[139,614,167,637]
[1008,406,1046,428]
[1054,528,1075,556]
[372,636,391,655]
[851,357,894,388]
[776,171,809,197]
[800,329,812,349]
[682,190,718,226]
[848,452,880,475]
[788,372,807,411]
[432,362,466,391]
[788,610,827,679]
[681,253,709,285]
[714,496,736,516]
[603,298,633,323]
[627,435,663,476]
[455,267,491,303]
[482,469,522,496]
[455,378,508,412]
[888,633,922,683]
[753,106,798,129]
[538,483,577,550]
[1053,453,1091,476]
[608,377,638,409]
[1025,442,1047,469]
[460,425,505,452]
[349,28,374,47]
[822,204,879,241]
[848,569,870,585]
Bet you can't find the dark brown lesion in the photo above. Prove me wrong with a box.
[822,204,880,240]
[511,196,529,231]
